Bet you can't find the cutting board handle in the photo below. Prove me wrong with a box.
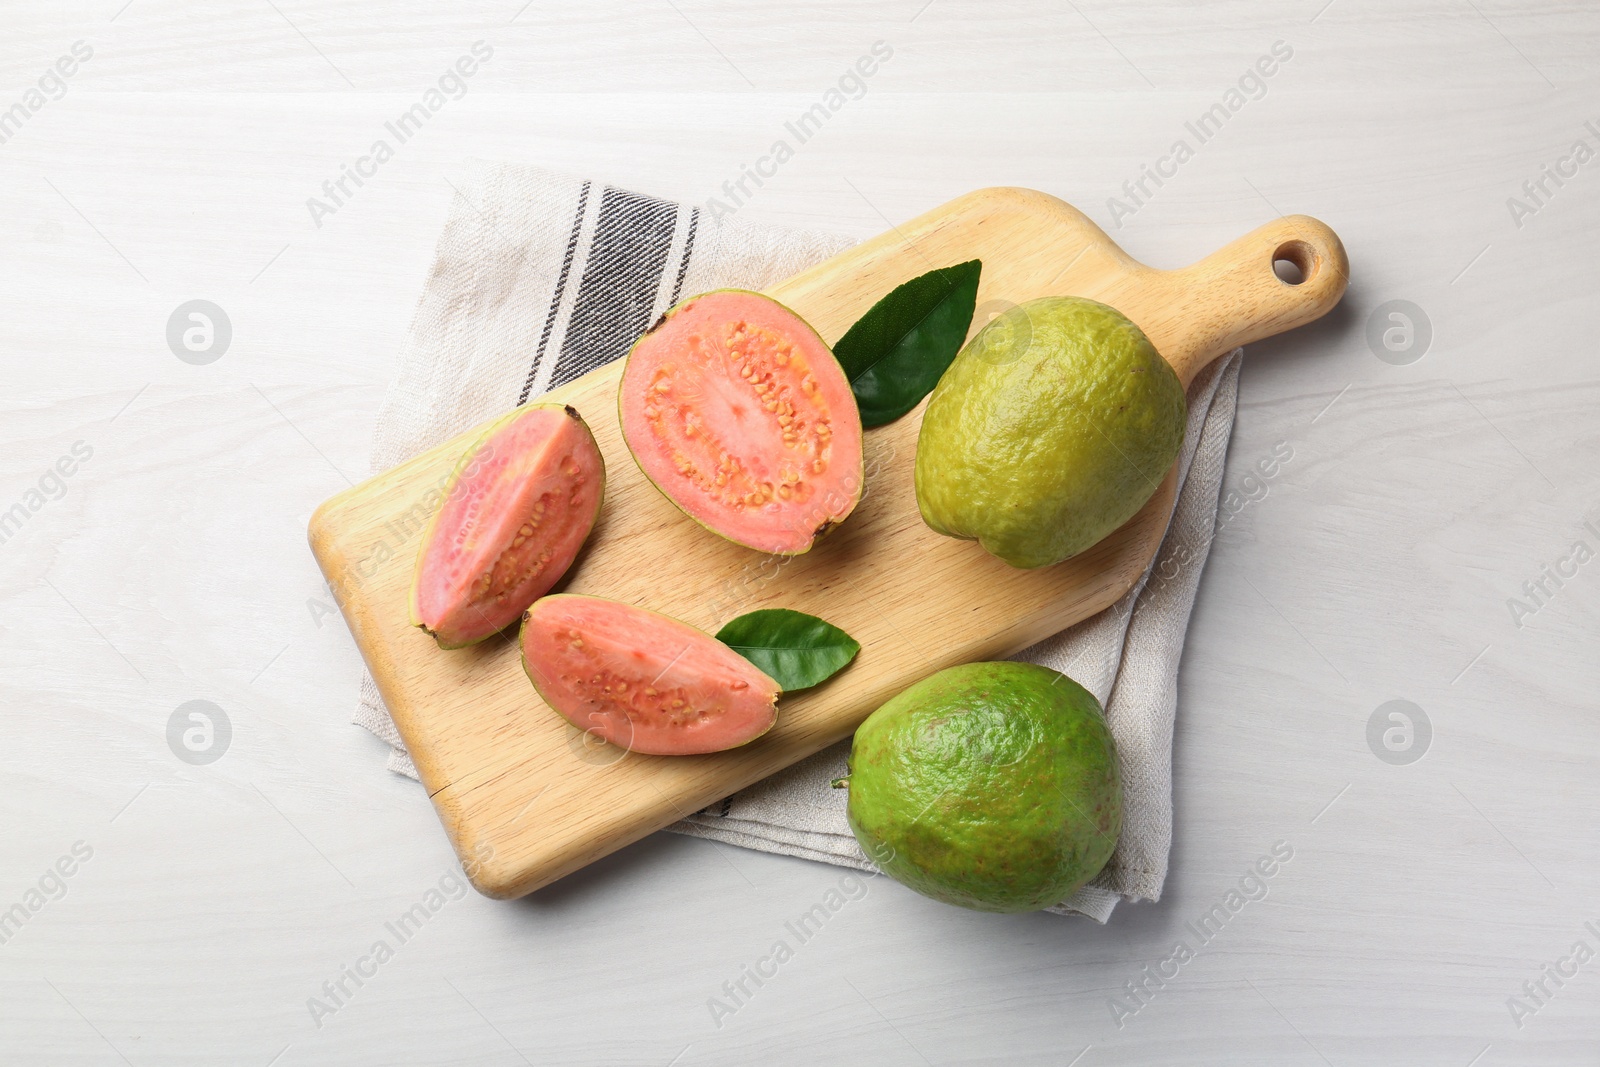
[1163,213,1349,386]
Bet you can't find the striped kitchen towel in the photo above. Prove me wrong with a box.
[354,161,1241,922]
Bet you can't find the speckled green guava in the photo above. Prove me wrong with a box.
[915,296,1186,569]
[840,662,1121,914]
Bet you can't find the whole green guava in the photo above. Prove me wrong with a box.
[842,661,1121,914]
[915,296,1186,568]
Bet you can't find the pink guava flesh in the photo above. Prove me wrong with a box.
[619,290,864,554]
[521,594,780,755]
[411,405,604,648]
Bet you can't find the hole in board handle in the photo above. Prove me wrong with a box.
[1272,240,1317,286]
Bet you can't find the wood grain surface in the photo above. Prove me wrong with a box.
[308,188,1346,898]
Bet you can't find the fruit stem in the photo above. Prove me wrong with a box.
[829,776,850,790]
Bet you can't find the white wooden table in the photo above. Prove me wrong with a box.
[4,1,1597,1063]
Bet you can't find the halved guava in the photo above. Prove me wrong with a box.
[521,594,780,755]
[410,405,604,649]
[618,290,864,555]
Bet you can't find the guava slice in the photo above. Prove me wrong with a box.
[410,405,604,649]
[521,594,780,755]
[618,290,864,555]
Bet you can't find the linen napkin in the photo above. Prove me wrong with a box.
[354,161,1242,922]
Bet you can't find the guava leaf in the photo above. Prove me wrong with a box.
[832,259,982,428]
[715,609,860,692]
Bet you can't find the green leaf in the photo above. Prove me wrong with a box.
[715,609,861,693]
[832,259,982,428]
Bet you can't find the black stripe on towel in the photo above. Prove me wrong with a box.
[519,179,592,405]
[667,205,700,308]
[550,186,678,388]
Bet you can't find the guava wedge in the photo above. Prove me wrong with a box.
[618,290,864,555]
[410,404,604,649]
[521,594,780,755]
[841,662,1121,913]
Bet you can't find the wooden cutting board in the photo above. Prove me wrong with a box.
[309,187,1347,899]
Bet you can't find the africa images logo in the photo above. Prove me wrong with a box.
[1105,41,1294,228]
[0,441,92,547]
[0,40,93,148]
[704,41,894,220]
[305,42,494,229]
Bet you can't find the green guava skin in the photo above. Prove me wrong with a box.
[915,296,1186,569]
[844,661,1121,914]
